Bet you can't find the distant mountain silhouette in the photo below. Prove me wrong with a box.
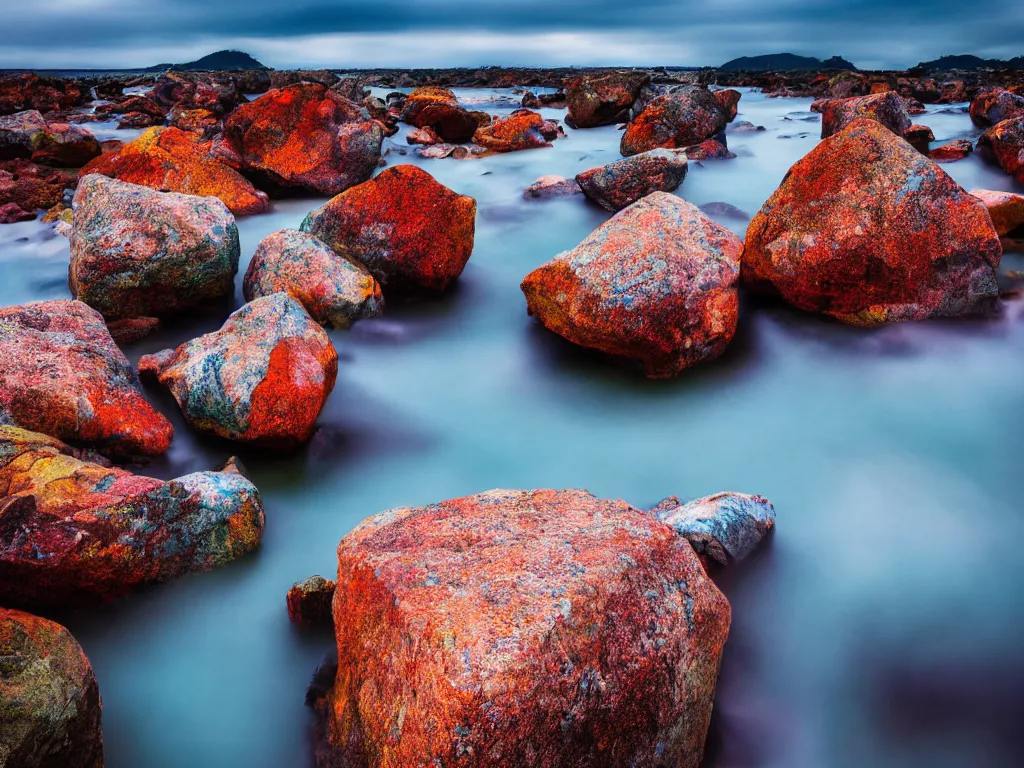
[144,50,267,72]
[913,54,1024,71]
[718,53,856,71]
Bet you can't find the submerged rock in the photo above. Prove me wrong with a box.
[819,92,911,139]
[978,116,1024,182]
[523,175,582,200]
[243,229,383,329]
[301,165,476,294]
[313,488,730,768]
[565,72,651,128]
[522,192,742,378]
[651,492,776,566]
[399,86,477,143]
[929,138,974,163]
[575,148,688,212]
[970,189,1024,235]
[287,575,336,627]
[0,426,264,607]
[473,109,560,152]
[0,110,101,167]
[0,300,172,459]
[139,294,338,449]
[620,86,729,156]
[969,89,1024,128]
[743,119,1002,325]
[69,175,240,320]
[0,609,104,768]
[80,127,270,215]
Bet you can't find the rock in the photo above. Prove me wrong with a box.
[286,575,336,627]
[301,165,476,294]
[95,95,166,121]
[313,488,730,768]
[243,229,383,329]
[399,86,477,143]
[969,89,1024,128]
[819,92,912,139]
[970,189,1024,235]
[106,316,160,344]
[0,426,265,607]
[0,609,104,768]
[0,110,101,167]
[743,119,1002,325]
[650,492,776,566]
[620,86,729,156]
[0,201,33,223]
[0,75,83,116]
[473,109,560,152]
[576,149,688,212]
[521,192,742,378]
[565,71,651,128]
[713,89,742,121]
[523,175,582,200]
[0,159,69,213]
[168,105,220,134]
[69,175,240,320]
[406,126,442,145]
[80,127,270,215]
[978,116,1024,182]
[929,138,974,162]
[522,90,567,109]
[0,300,172,459]
[728,120,764,133]
[902,124,934,153]
[223,83,383,195]
[139,293,337,449]
[684,137,735,161]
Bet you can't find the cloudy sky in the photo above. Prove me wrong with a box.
[2,0,1022,70]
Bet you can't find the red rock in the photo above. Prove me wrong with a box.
[969,89,1024,128]
[0,609,104,768]
[116,111,165,129]
[473,109,560,152]
[522,192,742,377]
[95,94,167,121]
[978,116,1024,182]
[902,123,934,153]
[576,148,688,212]
[0,75,83,116]
[743,119,1002,325]
[0,110,101,167]
[684,137,735,160]
[713,89,742,121]
[80,126,270,215]
[169,105,221,134]
[819,92,912,139]
[406,126,442,145]
[314,488,730,768]
[565,72,651,128]
[824,71,870,100]
[523,175,582,200]
[399,86,478,143]
[287,575,336,626]
[970,189,1024,235]
[0,300,173,458]
[620,86,729,157]
[223,83,383,195]
[928,139,974,162]
[301,165,476,293]
[0,201,34,222]
[106,316,160,344]
[0,159,69,213]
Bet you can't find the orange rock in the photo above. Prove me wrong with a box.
[713,89,741,121]
[399,86,478,143]
[970,189,1024,235]
[473,109,560,152]
[620,87,728,156]
[819,91,911,139]
[978,116,1024,183]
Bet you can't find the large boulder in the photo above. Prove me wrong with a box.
[69,175,240,319]
[80,127,270,215]
[620,87,729,157]
[312,488,730,768]
[521,192,742,378]
[223,83,383,195]
[301,165,476,293]
[0,300,172,459]
[819,91,912,139]
[0,609,103,768]
[565,72,651,128]
[650,492,776,566]
[0,426,265,607]
[0,110,101,167]
[743,119,1002,325]
[243,229,383,328]
[969,89,1024,128]
[970,189,1024,235]
[139,293,337,449]
[399,86,478,143]
[473,109,560,152]
[576,149,688,212]
[978,116,1024,182]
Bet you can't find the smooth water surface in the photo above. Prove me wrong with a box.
[2,89,1023,768]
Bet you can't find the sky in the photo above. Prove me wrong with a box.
[1,0,1022,70]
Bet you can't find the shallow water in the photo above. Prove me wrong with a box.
[3,88,1024,768]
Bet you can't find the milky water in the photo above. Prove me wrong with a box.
[2,89,1024,768]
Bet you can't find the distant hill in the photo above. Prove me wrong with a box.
[144,50,267,73]
[718,53,856,72]
[913,54,1024,71]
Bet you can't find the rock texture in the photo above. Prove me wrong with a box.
[970,189,1024,235]
[650,493,776,566]
[576,149,688,212]
[819,92,912,139]
[473,110,560,152]
[0,110,100,167]
[621,87,728,157]
[978,116,1024,182]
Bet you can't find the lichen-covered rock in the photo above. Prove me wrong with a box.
[929,138,974,163]
[301,165,476,293]
[0,75,84,116]
[80,127,270,215]
[565,72,651,128]
[69,174,240,320]
[712,89,741,122]
[970,189,1024,235]
[287,575,336,627]
[473,109,560,152]
[313,488,730,768]
[243,229,382,329]
[743,119,1002,325]
[223,83,383,195]
[0,202,34,223]
[523,175,582,200]
[0,111,101,167]
[683,137,735,161]
[139,293,337,449]
[0,300,172,459]
[902,124,934,154]
[0,159,68,213]
[521,192,741,378]
[650,493,776,566]
[969,89,1024,128]
[0,609,104,768]
[819,92,912,139]
[576,149,688,212]
[620,87,728,157]
[978,116,1024,182]
[399,86,478,143]
[0,426,265,607]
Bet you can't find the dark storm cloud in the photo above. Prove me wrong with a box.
[2,0,1022,69]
